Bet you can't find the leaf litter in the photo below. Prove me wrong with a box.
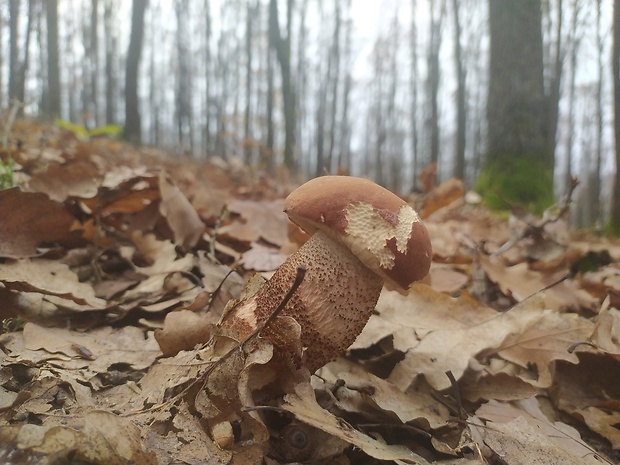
[0,120,619,464]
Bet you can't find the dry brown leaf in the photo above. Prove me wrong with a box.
[420,177,466,218]
[387,292,547,390]
[495,310,593,387]
[281,380,431,464]
[28,159,101,201]
[480,255,598,311]
[0,259,106,309]
[0,188,79,258]
[13,411,156,465]
[429,266,469,294]
[226,199,289,247]
[331,361,450,429]
[475,399,608,464]
[158,171,204,249]
[154,310,215,357]
[18,323,160,374]
[241,241,289,271]
[552,352,620,450]
[590,297,620,354]
[460,372,539,402]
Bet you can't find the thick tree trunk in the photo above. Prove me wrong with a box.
[124,0,147,144]
[611,0,620,233]
[479,0,552,212]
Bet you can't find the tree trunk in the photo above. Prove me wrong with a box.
[452,0,466,181]
[269,0,296,172]
[591,0,603,226]
[410,0,419,190]
[90,0,100,126]
[547,0,563,173]
[125,0,147,144]
[610,0,620,233]
[478,0,552,213]
[9,0,20,104]
[45,0,61,119]
[426,0,445,173]
[104,0,117,124]
[244,1,256,165]
[175,0,193,151]
[564,2,581,191]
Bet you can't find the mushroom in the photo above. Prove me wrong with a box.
[219,176,432,372]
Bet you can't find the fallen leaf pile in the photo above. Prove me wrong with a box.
[1,119,620,465]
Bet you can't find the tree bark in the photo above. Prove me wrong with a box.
[125,0,147,144]
[9,0,20,104]
[452,0,466,181]
[45,0,61,119]
[479,0,552,212]
[104,0,117,124]
[269,0,296,172]
[410,0,419,190]
[611,0,620,233]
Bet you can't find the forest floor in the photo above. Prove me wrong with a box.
[0,119,619,465]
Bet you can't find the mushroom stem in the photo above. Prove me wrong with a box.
[220,229,384,372]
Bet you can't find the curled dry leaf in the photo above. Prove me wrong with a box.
[158,171,204,249]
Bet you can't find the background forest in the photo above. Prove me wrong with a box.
[0,0,617,227]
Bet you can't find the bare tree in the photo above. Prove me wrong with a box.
[124,0,147,144]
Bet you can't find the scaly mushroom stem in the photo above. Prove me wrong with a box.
[220,229,384,372]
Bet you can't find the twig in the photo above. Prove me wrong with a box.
[492,177,579,258]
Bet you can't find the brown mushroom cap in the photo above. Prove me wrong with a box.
[284,176,432,290]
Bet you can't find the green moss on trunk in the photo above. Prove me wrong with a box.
[475,155,554,214]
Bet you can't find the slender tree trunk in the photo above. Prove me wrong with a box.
[265,28,275,172]
[16,0,33,111]
[269,0,296,172]
[591,0,603,225]
[124,0,147,144]
[104,0,116,124]
[244,1,255,165]
[426,0,445,171]
[9,0,20,104]
[338,0,352,172]
[90,0,100,126]
[203,2,212,155]
[547,0,563,170]
[452,0,466,181]
[174,0,192,151]
[326,1,341,174]
[564,1,581,189]
[45,0,61,119]
[410,0,419,190]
